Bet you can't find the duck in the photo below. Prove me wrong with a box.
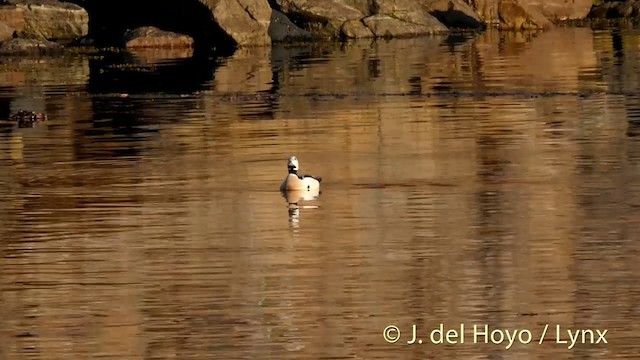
[11,110,47,128]
[280,156,322,192]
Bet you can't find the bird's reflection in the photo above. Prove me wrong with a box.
[281,188,320,229]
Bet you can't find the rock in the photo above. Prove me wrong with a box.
[424,0,485,29]
[0,23,16,41]
[522,0,593,21]
[269,9,314,42]
[374,0,439,27]
[0,5,25,35]
[470,0,554,30]
[206,0,272,46]
[273,0,448,38]
[124,26,194,49]
[588,1,616,19]
[0,37,63,55]
[274,0,368,37]
[588,0,640,19]
[363,14,447,37]
[350,0,376,15]
[498,0,553,30]
[6,0,88,40]
[341,19,374,38]
[471,0,500,25]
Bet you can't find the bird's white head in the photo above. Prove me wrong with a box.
[287,156,299,173]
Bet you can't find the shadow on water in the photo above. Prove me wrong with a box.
[86,50,220,95]
[71,48,225,160]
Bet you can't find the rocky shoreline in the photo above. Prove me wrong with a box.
[0,0,633,54]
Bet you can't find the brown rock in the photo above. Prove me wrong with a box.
[472,0,500,25]
[363,14,447,37]
[373,0,450,32]
[498,0,553,30]
[0,37,63,55]
[7,0,88,40]
[522,0,593,21]
[124,27,194,49]
[274,0,367,37]
[0,23,15,41]
[206,0,272,46]
[341,19,375,38]
[0,5,25,34]
[374,0,434,26]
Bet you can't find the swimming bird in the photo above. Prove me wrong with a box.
[280,156,321,192]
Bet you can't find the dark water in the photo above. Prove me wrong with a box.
[1,27,640,359]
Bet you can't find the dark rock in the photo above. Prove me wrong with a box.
[68,35,94,46]
[588,0,640,19]
[269,9,314,42]
[425,0,485,29]
[124,26,194,48]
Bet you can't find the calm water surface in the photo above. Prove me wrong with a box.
[1,28,640,359]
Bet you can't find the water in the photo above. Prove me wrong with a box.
[1,27,640,359]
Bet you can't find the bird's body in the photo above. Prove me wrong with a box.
[280,156,321,192]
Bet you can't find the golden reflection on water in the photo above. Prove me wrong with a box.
[1,27,640,359]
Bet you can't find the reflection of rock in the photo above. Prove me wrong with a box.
[124,26,194,49]
[128,47,195,63]
[0,38,63,55]
[213,46,273,93]
[8,0,89,40]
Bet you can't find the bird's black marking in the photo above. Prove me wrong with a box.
[303,174,321,182]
